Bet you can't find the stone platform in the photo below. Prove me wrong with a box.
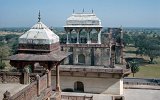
[51,88,160,100]
[0,83,28,100]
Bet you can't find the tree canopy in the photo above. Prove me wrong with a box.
[123,31,160,63]
[0,45,10,63]
[128,60,139,77]
[135,33,160,63]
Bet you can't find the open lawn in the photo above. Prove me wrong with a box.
[125,46,160,78]
[128,64,160,78]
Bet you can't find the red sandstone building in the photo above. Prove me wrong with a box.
[1,12,70,100]
[1,11,129,100]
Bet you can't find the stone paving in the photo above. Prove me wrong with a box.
[124,89,160,100]
[0,83,28,100]
[1,83,160,100]
[55,88,160,100]
[59,92,113,100]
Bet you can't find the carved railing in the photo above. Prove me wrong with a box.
[0,71,43,84]
[60,43,109,48]
[5,74,49,100]
[30,73,43,83]
[0,72,22,83]
[58,65,126,74]
[61,95,93,100]
[10,81,38,100]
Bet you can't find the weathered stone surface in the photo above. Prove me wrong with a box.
[52,76,123,95]
[0,83,28,100]
[62,47,110,66]
[124,89,160,100]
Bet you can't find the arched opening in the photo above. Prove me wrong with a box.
[70,29,77,43]
[74,81,84,92]
[90,29,98,43]
[78,54,85,64]
[79,29,87,43]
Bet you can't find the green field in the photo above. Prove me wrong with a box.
[125,46,160,78]
[128,64,160,78]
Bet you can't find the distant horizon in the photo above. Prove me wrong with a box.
[0,0,160,28]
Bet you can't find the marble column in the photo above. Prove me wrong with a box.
[66,32,69,44]
[87,32,91,44]
[77,31,79,44]
[98,30,102,44]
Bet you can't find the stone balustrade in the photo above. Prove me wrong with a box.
[61,95,93,100]
[60,43,109,48]
[0,71,43,84]
[2,72,51,100]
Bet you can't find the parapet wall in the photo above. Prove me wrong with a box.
[0,71,43,84]
[2,73,51,100]
[0,72,22,83]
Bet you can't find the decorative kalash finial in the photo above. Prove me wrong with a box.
[83,8,84,13]
[120,25,122,29]
[92,9,94,13]
[120,25,123,32]
[38,10,41,22]
[73,9,75,14]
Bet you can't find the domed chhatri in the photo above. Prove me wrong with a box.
[64,11,102,44]
[65,13,102,27]
[9,12,70,99]
[10,11,70,62]
[18,11,60,53]
[19,21,59,45]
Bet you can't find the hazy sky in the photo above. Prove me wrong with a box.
[0,0,160,28]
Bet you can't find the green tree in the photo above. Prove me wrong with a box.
[0,62,6,69]
[135,33,160,63]
[0,45,10,63]
[144,37,160,63]
[123,33,133,46]
[5,34,18,41]
[129,60,139,77]
[11,38,18,54]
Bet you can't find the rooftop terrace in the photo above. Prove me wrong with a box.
[0,83,28,100]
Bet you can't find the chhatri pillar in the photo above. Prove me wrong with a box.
[9,11,71,100]
[64,11,102,44]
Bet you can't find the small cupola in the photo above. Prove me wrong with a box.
[18,11,60,54]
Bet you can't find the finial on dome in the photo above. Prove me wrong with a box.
[73,9,75,14]
[92,9,94,13]
[83,8,84,13]
[120,25,123,30]
[38,10,41,22]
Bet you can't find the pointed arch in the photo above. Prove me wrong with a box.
[74,81,84,92]
[78,54,85,64]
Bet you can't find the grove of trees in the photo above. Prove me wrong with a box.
[128,60,139,77]
[0,34,19,69]
[123,32,160,63]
